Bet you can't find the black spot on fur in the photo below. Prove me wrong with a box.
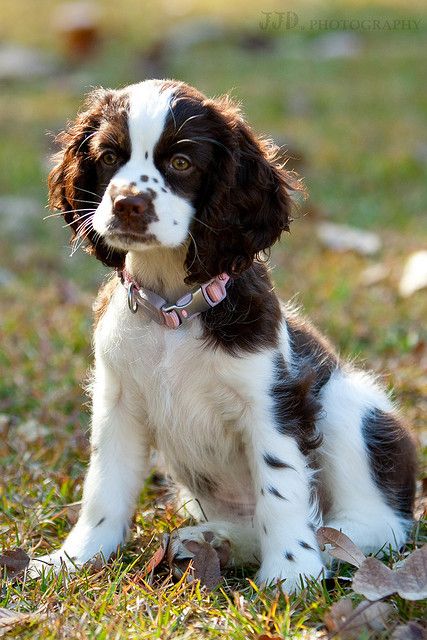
[263,452,295,470]
[268,486,287,500]
[262,523,267,535]
[140,175,149,182]
[261,488,265,496]
[153,177,158,183]
[362,408,416,519]
[285,551,295,561]
[299,540,314,550]
[161,187,167,193]
[173,220,178,225]
[95,517,105,527]
[145,151,148,159]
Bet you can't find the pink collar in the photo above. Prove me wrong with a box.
[119,268,230,329]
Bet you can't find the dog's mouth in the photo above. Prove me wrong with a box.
[106,217,157,240]
[103,226,158,249]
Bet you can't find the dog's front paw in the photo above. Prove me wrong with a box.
[257,554,325,593]
[27,550,83,578]
[28,520,126,578]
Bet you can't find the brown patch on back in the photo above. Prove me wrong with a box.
[93,273,120,328]
[285,312,339,392]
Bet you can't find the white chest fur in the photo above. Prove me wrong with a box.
[94,285,268,517]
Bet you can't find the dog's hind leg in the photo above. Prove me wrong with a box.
[317,368,416,555]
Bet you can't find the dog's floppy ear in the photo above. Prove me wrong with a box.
[185,100,300,284]
[48,89,126,269]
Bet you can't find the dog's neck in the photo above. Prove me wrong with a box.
[124,245,191,302]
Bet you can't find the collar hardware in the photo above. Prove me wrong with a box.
[120,269,230,329]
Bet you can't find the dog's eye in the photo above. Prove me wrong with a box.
[100,151,118,166]
[170,155,192,172]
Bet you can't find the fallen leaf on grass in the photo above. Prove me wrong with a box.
[317,222,381,255]
[391,622,427,639]
[393,545,427,600]
[353,545,427,601]
[317,527,366,567]
[351,557,397,600]
[0,607,45,637]
[167,536,230,591]
[399,250,427,297]
[0,548,30,578]
[257,635,283,640]
[51,502,81,525]
[142,534,170,577]
[184,541,222,591]
[324,598,392,639]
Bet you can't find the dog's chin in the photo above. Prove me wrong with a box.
[101,230,159,253]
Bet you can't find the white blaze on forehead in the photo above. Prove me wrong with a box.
[127,80,175,162]
[93,79,195,251]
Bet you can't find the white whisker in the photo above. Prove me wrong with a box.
[63,211,95,229]
[75,186,103,199]
[44,208,93,220]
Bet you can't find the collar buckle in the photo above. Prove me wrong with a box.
[162,287,211,327]
[121,270,230,329]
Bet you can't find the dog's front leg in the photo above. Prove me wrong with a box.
[247,409,324,592]
[30,357,150,575]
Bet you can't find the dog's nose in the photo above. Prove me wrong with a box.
[113,195,149,218]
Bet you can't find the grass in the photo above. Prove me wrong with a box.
[0,0,426,637]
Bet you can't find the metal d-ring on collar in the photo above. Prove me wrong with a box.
[120,269,230,329]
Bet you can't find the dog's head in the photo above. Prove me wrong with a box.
[49,79,298,283]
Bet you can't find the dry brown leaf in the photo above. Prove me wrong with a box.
[66,503,81,525]
[352,556,397,600]
[352,600,393,631]
[167,532,230,591]
[353,545,427,601]
[0,548,30,578]
[394,544,427,600]
[324,598,392,639]
[324,598,353,633]
[188,541,222,591]
[142,534,169,577]
[317,527,366,567]
[257,635,283,640]
[391,622,427,640]
[0,607,44,637]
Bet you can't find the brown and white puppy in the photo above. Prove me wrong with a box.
[30,79,416,592]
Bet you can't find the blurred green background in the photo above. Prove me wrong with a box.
[1,0,426,554]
